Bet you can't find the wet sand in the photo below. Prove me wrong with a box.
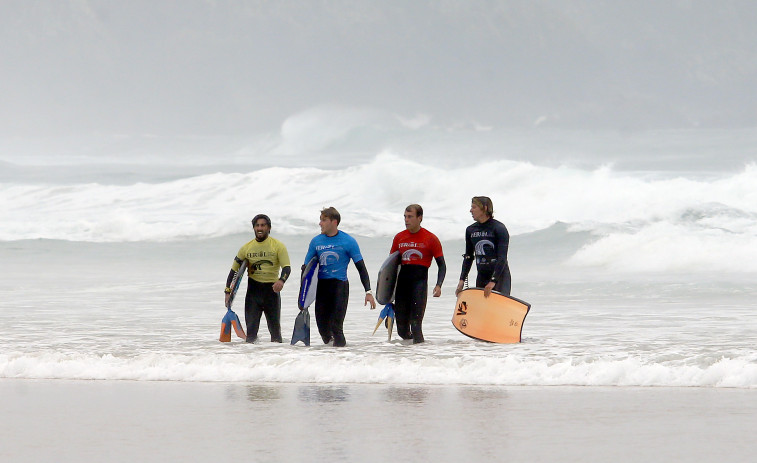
[2,379,755,462]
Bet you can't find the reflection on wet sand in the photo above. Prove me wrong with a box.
[297,385,350,403]
[225,384,283,403]
[245,385,282,402]
[382,386,430,404]
[462,386,509,402]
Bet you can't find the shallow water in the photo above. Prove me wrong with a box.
[2,236,755,388]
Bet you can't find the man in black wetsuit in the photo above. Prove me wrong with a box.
[455,196,512,297]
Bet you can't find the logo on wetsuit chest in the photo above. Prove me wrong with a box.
[473,239,498,265]
[398,242,429,263]
[248,251,276,258]
[401,249,424,262]
[247,251,276,270]
[250,260,274,270]
[398,242,426,249]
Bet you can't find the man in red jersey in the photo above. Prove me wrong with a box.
[388,204,446,343]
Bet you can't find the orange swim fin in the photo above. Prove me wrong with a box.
[220,322,231,342]
[220,308,246,342]
[231,318,246,340]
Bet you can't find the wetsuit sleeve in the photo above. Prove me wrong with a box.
[232,249,245,272]
[225,269,236,288]
[431,233,444,258]
[226,255,244,287]
[279,266,291,282]
[272,239,292,283]
[491,223,510,283]
[459,227,474,281]
[434,256,446,287]
[353,259,372,292]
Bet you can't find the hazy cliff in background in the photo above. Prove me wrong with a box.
[2,0,756,137]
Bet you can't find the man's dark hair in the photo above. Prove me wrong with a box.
[251,214,271,227]
[320,207,341,225]
[405,204,423,217]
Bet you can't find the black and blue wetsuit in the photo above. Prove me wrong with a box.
[459,218,511,295]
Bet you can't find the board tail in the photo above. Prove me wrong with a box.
[291,308,311,346]
[452,289,530,343]
[220,308,246,342]
[298,256,319,310]
[375,251,401,305]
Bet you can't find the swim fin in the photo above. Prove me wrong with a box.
[291,308,310,346]
[372,303,395,341]
[220,308,246,342]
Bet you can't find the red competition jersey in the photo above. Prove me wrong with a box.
[390,228,444,268]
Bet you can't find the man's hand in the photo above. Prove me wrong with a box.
[273,279,284,293]
[432,285,442,297]
[455,280,465,296]
[483,281,495,298]
[365,293,377,310]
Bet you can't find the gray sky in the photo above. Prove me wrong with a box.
[2,0,756,136]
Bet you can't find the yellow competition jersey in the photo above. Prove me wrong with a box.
[233,236,291,283]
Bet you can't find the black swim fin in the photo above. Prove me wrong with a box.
[291,308,311,346]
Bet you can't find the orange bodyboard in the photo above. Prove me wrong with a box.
[452,288,530,343]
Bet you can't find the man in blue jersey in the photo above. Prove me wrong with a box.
[304,207,376,347]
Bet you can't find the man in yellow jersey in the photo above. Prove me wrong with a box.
[225,214,291,343]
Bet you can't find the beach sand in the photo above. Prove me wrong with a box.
[2,379,755,462]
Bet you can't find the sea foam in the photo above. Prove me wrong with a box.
[2,350,756,388]
[3,154,757,273]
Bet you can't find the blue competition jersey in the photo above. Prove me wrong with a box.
[304,231,364,281]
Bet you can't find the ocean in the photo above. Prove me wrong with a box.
[2,120,757,461]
